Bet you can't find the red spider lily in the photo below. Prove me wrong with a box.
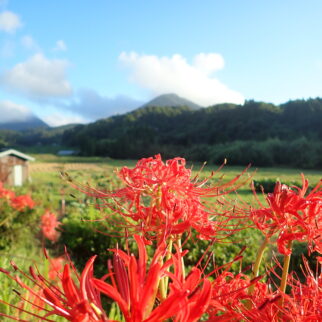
[0,182,15,200]
[10,194,35,211]
[93,234,173,321]
[162,244,212,322]
[71,154,249,240]
[93,234,212,322]
[250,175,322,255]
[48,257,65,280]
[232,259,322,321]
[283,258,322,320]
[41,211,61,242]
[0,255,108,321]
[199,255,282,321]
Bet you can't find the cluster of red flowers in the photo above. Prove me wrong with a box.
[0,155,321,321]
[250,175,322,255]
[0,182,35,211]
[1,235,321,321]
[41,210,61,242]
[76,154,249,241]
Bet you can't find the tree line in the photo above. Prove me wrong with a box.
[1,98,322,168]
[61,98,322,168]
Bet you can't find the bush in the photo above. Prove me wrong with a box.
[58,201,122,277]
[0,185,38,251]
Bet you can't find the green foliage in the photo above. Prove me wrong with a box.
[0,190,39,251]
[59,98,322,168]
[184,227,265,275]
[1,98,322,169]
[58,201,122,277]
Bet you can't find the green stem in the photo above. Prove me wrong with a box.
[159,236,173,300]
[159,276,166,300]
[280,240,292,293]
[248,236,269,295]
[177,237,185,280]
[163,237,173,295]
[252,237,269,279]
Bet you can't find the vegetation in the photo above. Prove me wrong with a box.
[1,98,322,168]
[60,98,322,168]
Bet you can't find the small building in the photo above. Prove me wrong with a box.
[57,150,77,156]
[0,149,35,186]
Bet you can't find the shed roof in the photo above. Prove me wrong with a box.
[0,149,35,161]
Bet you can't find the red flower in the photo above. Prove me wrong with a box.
[48,256,65,280]
[93,234,212,322]
[0,182,15,200]
[206,271,284,321]
[285,258,322,320]
[250,175,322,255]
[10,194,35,211]
[75,154,249,240]
[236,259,322,321]
[41,211,61,242]
[0,255,108,321]
[93,235,172,321]
[162,244,212,322]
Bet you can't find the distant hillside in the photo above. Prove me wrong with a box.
[50,123,81,133]
[141,93,201,110]
[61,98,322,168]
[0,122,82,151]
[1,97,322,168]
[0,115,48,131]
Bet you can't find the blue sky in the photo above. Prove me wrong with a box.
[1,0,322,126]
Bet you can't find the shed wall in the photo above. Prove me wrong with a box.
[0,155,29,186]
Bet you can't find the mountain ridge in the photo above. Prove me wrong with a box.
[140,93,202,110]
[0,115,49,131]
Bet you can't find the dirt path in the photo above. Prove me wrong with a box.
[30,162,106,173]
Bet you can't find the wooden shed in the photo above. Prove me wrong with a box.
[0,149,35,186]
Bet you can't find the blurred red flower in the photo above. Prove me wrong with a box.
[0,256,108,321]
[10,194,35,211]
[41,211,61,242]
[48,256,65,280]
[0,182,15,200]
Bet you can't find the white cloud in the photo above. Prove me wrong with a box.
[0,100,32,123]
[64,89,143,120]
[0,10,22,33]
[53,40,67,51]
[1,53,72,100]
[119,52,244,106]
[193,53,225,75]
[42,112,86,127]
[21,35,39,51]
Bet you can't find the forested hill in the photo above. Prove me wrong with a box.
[61,98,322,168]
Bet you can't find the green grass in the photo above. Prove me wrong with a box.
[30,154,321,183]
[30,153,137,166]
[28,154,320,208]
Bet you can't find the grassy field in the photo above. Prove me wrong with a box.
[29,153,322,202]
[30,153,321,182]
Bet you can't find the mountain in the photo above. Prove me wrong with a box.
[141,93,202,110]
[51,123,81,132]
[0,115,49,131]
